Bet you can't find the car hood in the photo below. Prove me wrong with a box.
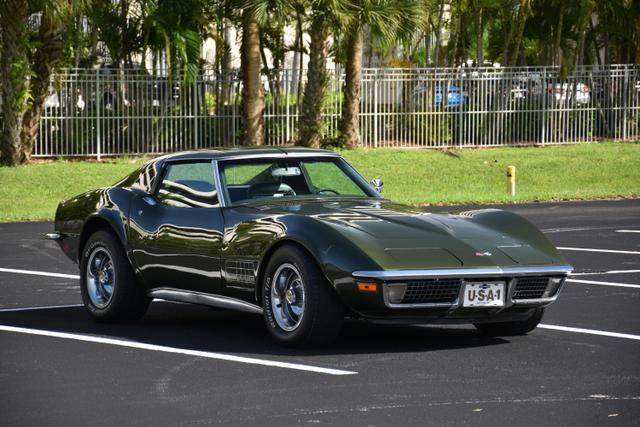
[248,197,565,270]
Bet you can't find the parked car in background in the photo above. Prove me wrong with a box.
[509,75,544,100]
[44,86,86,112]
[547,82,591,105]
[87,64,180,111]
[510,81,528,100]
[436,84,465,107]
[413,83,466,108]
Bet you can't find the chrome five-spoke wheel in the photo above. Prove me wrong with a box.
[263,245,344,347]
[86,247,115,308]
[270,263,305,331]
[80,230,150,321]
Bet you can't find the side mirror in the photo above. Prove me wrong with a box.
[370,178,384,193]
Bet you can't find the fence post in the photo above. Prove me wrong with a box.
[623,65,629,140]
[373,69,378,148]
[96,68,102,160]
[458,68,463,148]
[541,70,546,145]
[232,79,237,145]
[194,81,199,149]
[285,68,290,143]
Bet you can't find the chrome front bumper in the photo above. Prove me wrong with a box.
[352,264,573,310]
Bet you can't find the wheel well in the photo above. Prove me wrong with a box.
[255,239,323,305]
[78,217,119,262]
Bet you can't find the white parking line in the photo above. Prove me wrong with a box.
[539,324,640,341]
[616,230,640,234]
[566,278,640,289]
[557,247,640,255]
[571,269,640,276]
[541,226,618,234]
[0,304,83,312]
[0,267,79,280]
[0,301,183,313]
[0,324,357,376]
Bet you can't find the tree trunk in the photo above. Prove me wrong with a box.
[299,16,329,148]
[502,12,515,65]
[296,14,304,118]
[291,23,301,94]
[433,0,445,66]
[475,9,483,66]
[0,0,30,166]
[588,17,601,66]
[576,27,586,68]
[20,9,65,163]
[553,2,565,67]
[510,5,528,66]
[341,30,363,149]
[240,11,264,146]
[601,7,610,64]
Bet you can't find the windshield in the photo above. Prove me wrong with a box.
[219,157,378,205]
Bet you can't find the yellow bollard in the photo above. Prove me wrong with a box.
[507,166,516,196]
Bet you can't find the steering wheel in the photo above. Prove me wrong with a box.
[316,188,340,195]
[276,183,296,196]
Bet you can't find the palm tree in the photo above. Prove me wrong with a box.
[20,4,77,162]
[87,0,145,67]
[299,0,353,148]
[340,0,422,149]
[143,0,203,84]
[240,0,298,146]
[240,8,264,145]
[1,0,85,165]
[0,0,30,165]
[298,12,330,147]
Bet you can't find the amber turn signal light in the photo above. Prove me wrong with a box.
[357,282,377,292]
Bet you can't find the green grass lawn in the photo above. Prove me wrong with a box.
[0,142,638,222]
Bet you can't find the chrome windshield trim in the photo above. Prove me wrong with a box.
[353,265,573,281]
[215,152,378,206]
[148,288,263,315]
[217,152,341,162]
[211,159,227,208]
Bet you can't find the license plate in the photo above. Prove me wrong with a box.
[462,282,505,307]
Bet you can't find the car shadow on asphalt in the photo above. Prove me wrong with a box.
[0,301,510,357]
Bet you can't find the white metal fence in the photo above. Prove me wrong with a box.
[21,65,640,157]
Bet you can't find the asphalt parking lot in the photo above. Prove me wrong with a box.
[0,199,639,426]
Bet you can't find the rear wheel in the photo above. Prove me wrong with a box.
[262,245,344,347]
[80,230,150,322]
[474,308,545,336]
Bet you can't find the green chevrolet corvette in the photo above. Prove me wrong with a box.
[48,148,572,347]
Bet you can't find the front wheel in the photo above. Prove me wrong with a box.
[262,245,344,347]
[80,230,150,322]
[474,308,545,336]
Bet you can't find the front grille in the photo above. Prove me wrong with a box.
[400,279,462,304]
[512,277,550,300]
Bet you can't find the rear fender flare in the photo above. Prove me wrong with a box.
[77,188,134,264]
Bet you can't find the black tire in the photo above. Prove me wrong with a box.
[80,230,150,322]
[262,245,344,347]
[474,308,545,336]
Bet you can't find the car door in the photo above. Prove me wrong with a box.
[128,160,225,294]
